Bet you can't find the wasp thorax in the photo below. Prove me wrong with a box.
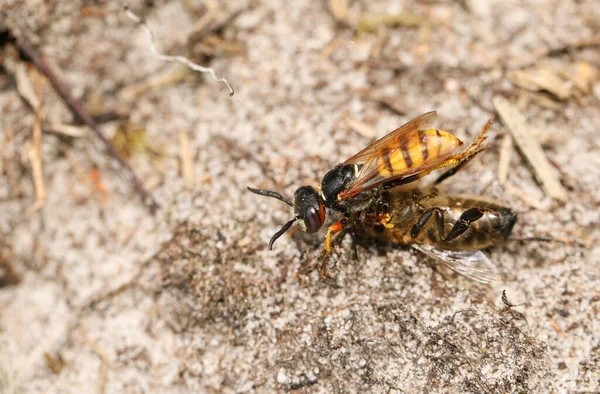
[321,164,356,204]
[294,186,325,233]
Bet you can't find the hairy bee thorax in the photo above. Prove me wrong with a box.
[367,189,518,250]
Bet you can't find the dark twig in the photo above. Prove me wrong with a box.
[545,36,600,58]
[16,38,160,213]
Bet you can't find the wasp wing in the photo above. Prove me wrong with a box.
[412,244,501,284]
[345,111,437,163]
[339,112,464,200]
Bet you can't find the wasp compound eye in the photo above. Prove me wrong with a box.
[304,205,324,233]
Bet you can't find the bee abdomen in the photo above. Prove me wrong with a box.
[436,205,516,250]
[497,207,517,239]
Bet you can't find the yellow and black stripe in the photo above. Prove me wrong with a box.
[376,129,463,178]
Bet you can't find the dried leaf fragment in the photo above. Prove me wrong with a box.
[561,62,599,94]
[507,67,572,100]
[0,254,21,287]
[344,117,377,139]
[357,12,423,33]
[111,122,147,159]
[44,352,67,374]
[328,0,348,24]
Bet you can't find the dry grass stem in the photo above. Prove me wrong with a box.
[26,112,46,215]
[505,182,546,210]
[80,325,114,369]
[493,96,568,202]
[45,123,87,138]
[498,133,513,184]
[16,39,161,213]
[178,128,195,189]
[17,61,47,214]
[120,64,191,102]
[14,63,40,110]
[96,363,108,394]
[344,117,377,139]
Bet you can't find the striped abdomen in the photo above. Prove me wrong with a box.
[406,195,516,250]
[377,129,463,178]
[362,191,517,251]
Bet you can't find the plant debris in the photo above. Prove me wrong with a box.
[1,1,598,393]
[507,67,572,100]
[124,5,234,97]
[493,96,568,202]
[178,128,195,189]
[357,12,423,33]
[15,38,161,213]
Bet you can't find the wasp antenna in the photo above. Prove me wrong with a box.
[268,218,296,250]
[247,186,293,207]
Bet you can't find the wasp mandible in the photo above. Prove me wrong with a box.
[248,112,516,283]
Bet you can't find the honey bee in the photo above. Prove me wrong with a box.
[248,112,516,283]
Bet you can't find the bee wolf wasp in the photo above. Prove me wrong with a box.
[248,112,516,283]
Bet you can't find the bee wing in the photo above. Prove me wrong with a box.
[412,244,502,284]
[339,112,464,200]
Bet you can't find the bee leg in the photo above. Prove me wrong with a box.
[411,209,433,238]
[321,218,347,279]
[437,210,445,239]
[411,208,445,238]
[444,208,484,242]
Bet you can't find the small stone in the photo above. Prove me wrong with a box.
[277,369,288,384]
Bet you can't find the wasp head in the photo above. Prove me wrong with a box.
[247,185,325,249]
[293,186,325,233]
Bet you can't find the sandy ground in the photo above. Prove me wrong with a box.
[1,0,599,393]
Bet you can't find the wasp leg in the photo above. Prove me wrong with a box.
[435,121,492,184]
[380,153,479,191]
[381,174,422,191]
[321,218,347,279]
[411,207,445,239]
[394,119,490,186]
[434,150,482,184]
[444,207,484,242]
[380,123,491,192]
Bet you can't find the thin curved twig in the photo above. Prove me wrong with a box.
[123,5,234,97]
